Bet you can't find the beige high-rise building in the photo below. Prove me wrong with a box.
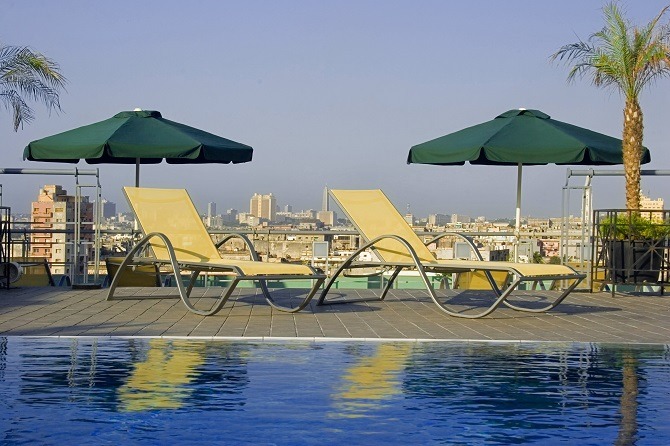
[249,193,277,221]
[31,185,94,276]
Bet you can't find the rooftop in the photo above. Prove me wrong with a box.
[1,287,668,344]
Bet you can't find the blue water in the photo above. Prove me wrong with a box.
[0,338,669,445]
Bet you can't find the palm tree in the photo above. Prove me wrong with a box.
[0,43,66,131]
[552,2,670,210]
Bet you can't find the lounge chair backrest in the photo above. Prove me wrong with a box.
[124,187,221,262]
[330,189,437,263]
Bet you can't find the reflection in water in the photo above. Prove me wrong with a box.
[0,337,6,381]
[616,352,639,446]
[117,339,206,411]
[0,339,668,445]
[330,343,413,418]
[67,338,98,389]
[400,343,655,444]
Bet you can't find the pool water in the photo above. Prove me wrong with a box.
[0,338,669,445]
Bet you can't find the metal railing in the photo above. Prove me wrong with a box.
[592,209,670,295]
[2,221,590,287]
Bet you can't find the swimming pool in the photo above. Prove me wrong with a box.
[0,338,668,445]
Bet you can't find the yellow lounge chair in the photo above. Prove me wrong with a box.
[107,187,326,315]
[317,189,585,318]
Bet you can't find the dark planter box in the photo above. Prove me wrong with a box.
[605,239,667,284]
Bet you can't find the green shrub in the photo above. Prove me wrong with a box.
[599,213,670,240]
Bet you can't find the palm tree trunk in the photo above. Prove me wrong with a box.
[623,99,644,210]
[615,353,638,446]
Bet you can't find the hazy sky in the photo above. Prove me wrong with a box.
[2,0,670,219]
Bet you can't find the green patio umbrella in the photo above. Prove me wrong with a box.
[23,109,253,186]
[407,108,651,257]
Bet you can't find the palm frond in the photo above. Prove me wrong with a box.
[553,1,670,101]
[0,43,66,131]
[2,74,61,109]
[0,90,33,130]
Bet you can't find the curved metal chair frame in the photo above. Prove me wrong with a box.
[215,233,259,256]
[425,231,509,295]
[108,231,325,315]
[107,188,326,316]
[317,233,584,319]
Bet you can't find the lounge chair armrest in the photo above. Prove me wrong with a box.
[215,233,261,261]
[108,231,185,301]
[328,234,430,283]
[112,232,178,276]
[425,231,485,261]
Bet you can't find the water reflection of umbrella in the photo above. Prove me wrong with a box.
[407,109,651,257]
[23,109,253,186]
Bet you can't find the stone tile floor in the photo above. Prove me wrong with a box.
[0,286,668,344]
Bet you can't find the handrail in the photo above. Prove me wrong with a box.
[3,221,589,284]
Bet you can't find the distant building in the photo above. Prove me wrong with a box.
[250,193,277,221]
[31,185,94,276]
[237,212,251,224]
[526,218,552,230]
[98,199,116,219]
[294,209,317,219]
[538,239,560,257]
[247,215,263,227]
[208,215,223,228]
[451,213,471,224]
[206,202,217,227]
[640,193,663,210]
[317,210,337,226]
[222,208,238,224]
[207,202,216,217]
[640,193,664,222]
[404,213,414,226]
[428,213,450,227]
[322,186,329,211]
[117,212,133,223]
[284,204,293,213]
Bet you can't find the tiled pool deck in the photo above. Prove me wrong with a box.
[0,286,668,343]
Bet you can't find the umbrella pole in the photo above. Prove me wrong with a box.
[514,163,522,262]
[134,158,140,231]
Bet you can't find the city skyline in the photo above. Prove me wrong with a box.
[2,1,670,218]
[9,183,666,224]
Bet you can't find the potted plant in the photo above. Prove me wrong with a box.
[597,211,670,284]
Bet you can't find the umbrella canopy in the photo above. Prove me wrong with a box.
[407,108,651,259]
[23,109,253,186]
[408,109,650,166]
